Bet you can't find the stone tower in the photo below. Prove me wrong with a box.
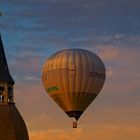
[0,35,29,140]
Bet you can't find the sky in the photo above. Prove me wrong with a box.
[0,0,140,140]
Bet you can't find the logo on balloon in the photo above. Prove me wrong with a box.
[46,86,59,93]
[89,72,105,80]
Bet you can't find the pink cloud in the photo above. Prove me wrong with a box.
[29,122,140,140]
[9,53,41,79]
[97,45,120,60]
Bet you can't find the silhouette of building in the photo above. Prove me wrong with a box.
[0,34,29,140]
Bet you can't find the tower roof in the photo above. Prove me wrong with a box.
[0,34,14,84]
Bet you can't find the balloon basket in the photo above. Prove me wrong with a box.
[72,121,77,128]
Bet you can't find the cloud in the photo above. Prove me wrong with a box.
[29,121,140,140]
[97,45,120,60]
[2,0,140,36]
[99,46,140,93]
[30,130,71,140]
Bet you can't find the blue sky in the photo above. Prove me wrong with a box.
[1,0,140,140]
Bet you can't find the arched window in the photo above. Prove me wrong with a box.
[0,87,4,102]
[8,87,13,103]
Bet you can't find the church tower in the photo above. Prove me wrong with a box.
[0,35,29,140]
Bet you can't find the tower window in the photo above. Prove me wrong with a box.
[0,87,4,102]
[8,87,13,103]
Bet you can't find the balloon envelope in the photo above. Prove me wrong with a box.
[42,49,106,120]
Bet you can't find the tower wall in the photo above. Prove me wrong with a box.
[0,104,29,140]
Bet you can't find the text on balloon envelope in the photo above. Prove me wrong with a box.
[89,72,105,80]
[46,86,59,93]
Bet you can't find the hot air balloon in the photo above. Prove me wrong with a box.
[42,49,106,128]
